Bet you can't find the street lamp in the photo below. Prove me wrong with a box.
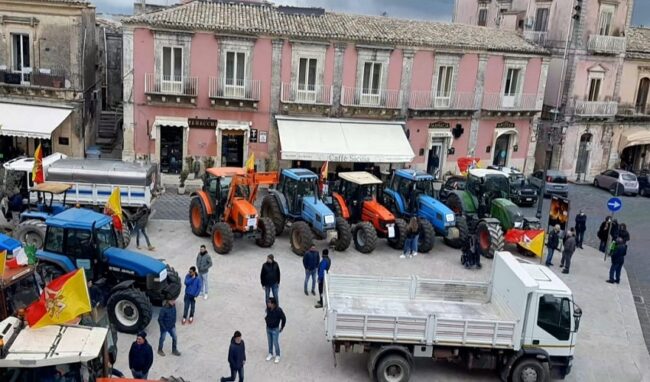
[535,121,568,219]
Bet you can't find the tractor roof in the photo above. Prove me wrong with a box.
[31,182,72,194]
[395,169,434,181]
[282,168,318,180]
[487,166,522,176]
[46,208,112,230]
[468,168,508,178]
[206,167,246,178]
[338,171,382,185]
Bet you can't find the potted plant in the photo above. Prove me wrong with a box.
[178,169,189,195]
[203,156,215,171]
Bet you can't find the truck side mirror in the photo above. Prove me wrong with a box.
[573,305,582,332]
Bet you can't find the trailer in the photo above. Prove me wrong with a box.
[324,252,582,382]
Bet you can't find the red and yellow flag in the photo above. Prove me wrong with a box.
[506,229,545,258]
[245,152,255,171]
[25,269,91,328]
[32,144,45,184]
[104,187,123,231]
[0,250,6,277]
[457,157,481,175]
[320,161,329,180]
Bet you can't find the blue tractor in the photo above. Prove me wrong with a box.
[34,208,181,333]
[261,168,352,256]
[382,169,468,251]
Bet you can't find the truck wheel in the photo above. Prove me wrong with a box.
[417,218,435,253]
[444,215,469,249]
[353,221,377,254]
[14,219,46,249]
[261,195,286,236]
[212,222,234,254]
[387,218,407,249]
[332,217,352,252]
[107,288,152,334]
[511,358,550,382]
[476,221,504,259]
[37,263,65,286]
[376,354,411,382]
[256,217,276,248]
[290,221,314,256]
[120,223,131,248]
[189,197,209,237]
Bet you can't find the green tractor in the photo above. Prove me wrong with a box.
[444,168,540,258]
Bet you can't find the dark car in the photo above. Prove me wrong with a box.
[438,176,466,203]
[488,166,538,206]
[638,174,650,197]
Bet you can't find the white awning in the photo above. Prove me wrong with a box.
[277,116,414,163]
[0,103,72,139]
[217,120,250,132]
[151,116,188,140]
[619,128,650,149]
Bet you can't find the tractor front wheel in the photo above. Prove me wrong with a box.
[14,219,46,249]
[212,222,234,254]
[189,197,209,237]
[387,218,407,249]
[417,218,435,253]
[353,221,377,254]
[107,288,153,334]
[290,221,314,256]
[261,195,286,236]
[476,221,504,259]
[332,217,352,252]
[444,215,469,249]
[256,217,276,248]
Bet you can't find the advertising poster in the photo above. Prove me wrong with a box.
[548,196,570,234]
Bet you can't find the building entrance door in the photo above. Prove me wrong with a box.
[575,133,592,179]
[160,125,183,174]
[427,142,444,179]
[221,130,245,167]
[493,134,510,167]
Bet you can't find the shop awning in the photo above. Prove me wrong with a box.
[217,120,249,131]
[151,116,188,140]
[619,128,650,149]
[277,116,414,163]
[0,103,72,139]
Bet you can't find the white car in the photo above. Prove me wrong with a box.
[593,169,639,196]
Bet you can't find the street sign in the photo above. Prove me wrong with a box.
[607,197,622,212]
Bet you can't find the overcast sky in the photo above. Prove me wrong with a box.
[95,0,649,26]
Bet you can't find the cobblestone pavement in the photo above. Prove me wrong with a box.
[151,191,191,221]
[115,219,650,382]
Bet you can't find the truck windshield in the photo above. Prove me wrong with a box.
[96,223,117,253]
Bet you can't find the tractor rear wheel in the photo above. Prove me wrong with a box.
[14,219,46,249]
[445,193,464,215]
[417,218,435,253]
[387,218,407,249]
[353,221,377,253]
[120,223,131,248]
[261,195,286,236]
[332,217,352,252]
[212,222,234,254]
[256,217,276,248]
[444,215,469,249]
[107,288,152,334]
[331,197,343,217]
[290,221,314,256]
[189,197,209,237]
[476,221,504,259]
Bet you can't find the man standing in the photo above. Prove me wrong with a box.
[597,217,612,253]
[575,210,587,249]
[546,225,560,266]
[220,331,246,382]
[157,299,181,357]
[315,249,331,308]
[560,228,577,274]
[182,266,202,324]
[132,206,154,251]
[196,245,213,300]
[607,238,627,284]
[264,297,286,364]
[260,254,280,305]
[303,245,319,296]
[128,331,153,379]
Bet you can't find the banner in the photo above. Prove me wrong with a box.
[548,196,570,233]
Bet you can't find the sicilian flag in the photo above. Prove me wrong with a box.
[245,152,255,171]
[457,157,480,175]
[104,187,123,231]
[32,144,45,184]
[320,161,329,180]
[0,250,5,277]
[506,229,545,258]
[25,269,92,328]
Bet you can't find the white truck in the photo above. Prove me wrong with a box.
[324,252,582,382]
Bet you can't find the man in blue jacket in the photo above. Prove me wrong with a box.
[607,238,627,284]
[128,331,153,379]
[220,330,246,382]
[158,299,181,356]
[314,249,331,308]
[182,266,202,324]
[303,245,320,296]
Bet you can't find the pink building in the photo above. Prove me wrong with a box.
[122,1,548,176]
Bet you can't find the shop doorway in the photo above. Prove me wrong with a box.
[221,130,245,167]
[160,125,183,174]
[493,134,511,167]
[427,142,444,179]
[575,133,592,179]
[621,145,649,173]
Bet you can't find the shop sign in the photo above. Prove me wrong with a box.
[496,121,516,129]
[430,131,452,139]
[429,121,451,129]
[250,129,258,143]
[188,118,218,129]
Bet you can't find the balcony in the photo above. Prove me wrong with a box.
[0,66,74,100]
[617,103,650,120]
[281,83,332,105]
[587,35,626,55]
[209,77,261,109]
[341,86,402,108]
[574,100,618,117]
[482,93,540,113]
[523,31,548,46]
[144,73,198,104]
[409,91,476,110]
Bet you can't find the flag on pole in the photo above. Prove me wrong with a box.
[0,250,6,277]
[506,229,545,257]
[320,161,329,180]
[245,152,255,171]
[104,187,123,231]
[25,269,92,328]
[32,144,45,184]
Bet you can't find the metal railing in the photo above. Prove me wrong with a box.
[482,93,539,111]
[587,34,626,54]
[280,82,333,105]
[144,73,198,96]
[409,91,476,110]
[341,86,402,108]
[523,30,548,46]
[209,77,261,100]
[574,100,618,116]
[0,67,67,88]
[617,103,650,116]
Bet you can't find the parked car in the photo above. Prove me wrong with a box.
[487,166,538,206]
[593,169,639,196]
[528,170,569,197]
[438,175,466,203]
[638,174,650,197]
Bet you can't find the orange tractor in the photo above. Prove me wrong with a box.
[189,167,277,254]
[327,171,406,253]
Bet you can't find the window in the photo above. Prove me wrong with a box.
[162,46,182,93]
[636,78,650,113]
[588,77,601,102]
[44,226,64,254]
[537,295,571,340]
[504,68,521,97]
[362,62,382,95]
[298,58,317,92]
[598,5,615,36]
[436,66,454,107]
[11,33,30,72]
[96,224,117,254]
[65,228,93,259]
[225,51,246,87]
[534,8,549,32]
[478,8,488,26]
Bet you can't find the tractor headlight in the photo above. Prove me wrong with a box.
[514,221,523,229]
[324,215,335,224]
[158,269,168,282]
[445,214,455,223]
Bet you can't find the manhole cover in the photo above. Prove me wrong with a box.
[633,295,645,304]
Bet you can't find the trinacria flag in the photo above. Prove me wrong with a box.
[32,144,44,184]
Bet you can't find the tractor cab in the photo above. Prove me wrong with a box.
[19,182,71,222]
[335,172,382,222]
[0,266,41,321]
[201,167,247,217]
[278,169,321,216]
[388,169,437,213]
[465,169,511,218]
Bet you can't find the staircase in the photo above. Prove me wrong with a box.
[95,105,122,155]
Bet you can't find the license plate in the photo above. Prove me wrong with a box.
[525,198,532,201]
[247,217,257,227]
[387,224,395,238]
[553,186,563,189]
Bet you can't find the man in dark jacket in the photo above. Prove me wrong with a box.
[129,331,154,379]
[546,225,560,266]
[264,297,286,364]
[221,331,246,382]
[133,206,154,251]
[182,266,202,324]
[607,238,627,284]
[303,245,320,296]
[157,299,181,356]
[560,228,577,274]
[597,217,612,253]
[618,223,630,243]
[260,254,280,305]
[610,219,620,241]
[575,210,587,249]
[196,245,213,300]
[315,249,331,308]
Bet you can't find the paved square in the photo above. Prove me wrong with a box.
[115,219,650,381]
